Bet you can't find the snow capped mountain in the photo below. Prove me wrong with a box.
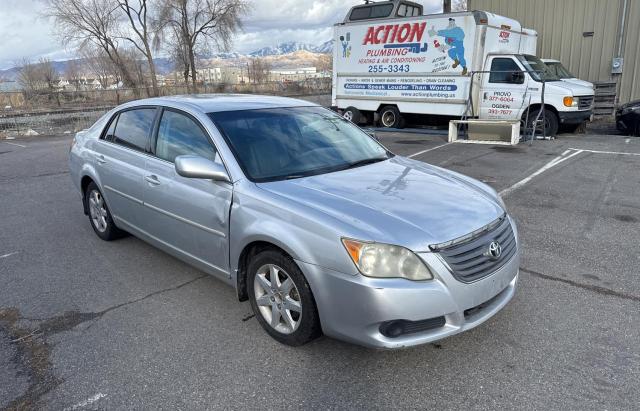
[249,41,333,57]
[315,40,335,54]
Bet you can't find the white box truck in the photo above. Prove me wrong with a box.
[332,0,594,135]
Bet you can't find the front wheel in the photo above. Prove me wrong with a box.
[248,250,321,346]
[524,108,558,137]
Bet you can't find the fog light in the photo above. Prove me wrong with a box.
[379,321,404,337]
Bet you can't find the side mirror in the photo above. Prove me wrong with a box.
[175,155,230,182]
[511,72,524,84]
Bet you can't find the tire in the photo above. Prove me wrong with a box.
[524,108,559,137]
[379,105,404,129]
[342,106,362,124]
[247,249,322,346]
[85,182,125,241]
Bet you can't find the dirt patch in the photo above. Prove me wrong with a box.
[0,308,60,410]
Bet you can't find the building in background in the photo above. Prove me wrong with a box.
[468,0,640,114]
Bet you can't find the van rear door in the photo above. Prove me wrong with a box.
[478,56,528,121]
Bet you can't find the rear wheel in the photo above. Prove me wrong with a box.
[248,250,321,346]
[379,106,404,129]
[85,182,125,241]
[342,106,362,124]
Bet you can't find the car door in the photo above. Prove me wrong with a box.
[140,107,232,278]
[94,107,157,228]
[478,56,529,120]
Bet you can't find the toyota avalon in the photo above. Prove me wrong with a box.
[69,95,519,348]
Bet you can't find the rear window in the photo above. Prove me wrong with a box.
[109,108,156,152]
[349,4,394,20]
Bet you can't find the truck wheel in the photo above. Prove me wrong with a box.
[525,108,558,137]
[342,107,362,124]
[379,106,404,129]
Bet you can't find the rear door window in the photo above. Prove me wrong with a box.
[111,108,156,152]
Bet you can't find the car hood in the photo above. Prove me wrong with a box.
[257,156,504,251]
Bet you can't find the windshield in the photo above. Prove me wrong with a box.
[545,61,574,79]
[517,54,561,82]
[209,106,391,182]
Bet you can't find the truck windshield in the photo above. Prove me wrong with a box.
[517,55,561,82]
[208,107,391,182]
[546,62,574,79]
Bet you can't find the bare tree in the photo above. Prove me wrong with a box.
[16,58,45,94]
[247,58,271,84]
[316,54,332,73]
[64,59,83,90]
[159,0,250,89]
[46,0,139,92]
[81,46,118,89]
[117,0,162,96]
[39,58,59,91]
[16,58,58,91]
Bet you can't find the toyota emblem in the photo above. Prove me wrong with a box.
[487,241,502,260]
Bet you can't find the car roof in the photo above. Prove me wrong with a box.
[119,94,319,114]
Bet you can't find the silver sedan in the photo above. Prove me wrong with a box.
[69,95,519,348]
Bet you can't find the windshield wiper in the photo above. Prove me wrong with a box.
[344,156,388,169]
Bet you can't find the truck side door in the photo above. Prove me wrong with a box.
[479,56,529,121]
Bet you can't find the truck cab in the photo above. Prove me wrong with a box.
[479,53,594,134]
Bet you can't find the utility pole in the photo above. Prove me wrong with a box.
[443,0,452,13]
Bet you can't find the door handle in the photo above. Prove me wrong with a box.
[145,175,161,186]
[96,155,106,164]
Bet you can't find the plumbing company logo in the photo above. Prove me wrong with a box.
[340,32,352,58]
[362,22,428,56]
[498,30,511,43]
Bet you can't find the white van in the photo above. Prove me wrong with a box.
[542,59,594,90]
[332,1,594,135]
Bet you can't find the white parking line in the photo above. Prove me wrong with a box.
[64,393,107,410]
[2,141,27,148]
[567,148,640,156]
[408,142,452,158]
[499,149,584,197]
[0,251,19,259]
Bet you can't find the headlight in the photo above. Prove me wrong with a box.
[563,96,578,107]
[341,239,434,281]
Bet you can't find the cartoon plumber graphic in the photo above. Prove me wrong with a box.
[340,33,352,58]
[429,18,467,75]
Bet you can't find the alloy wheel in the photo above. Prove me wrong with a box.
[88,189,108,233]
[253,264,302,334]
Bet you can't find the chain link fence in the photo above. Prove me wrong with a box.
[0,78,331,137]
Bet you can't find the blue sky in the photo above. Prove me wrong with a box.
[0,0,444,70]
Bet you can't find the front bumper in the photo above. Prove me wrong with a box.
[558,110,592,125]
[298,246,519,349]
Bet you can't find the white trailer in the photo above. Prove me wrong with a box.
[332,1,594,135]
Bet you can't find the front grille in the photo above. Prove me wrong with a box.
[578,95,593,110]
[434,216,517,283]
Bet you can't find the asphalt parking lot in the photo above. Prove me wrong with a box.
[1,131,639,410]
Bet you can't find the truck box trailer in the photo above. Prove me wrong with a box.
[332,1,594,135]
